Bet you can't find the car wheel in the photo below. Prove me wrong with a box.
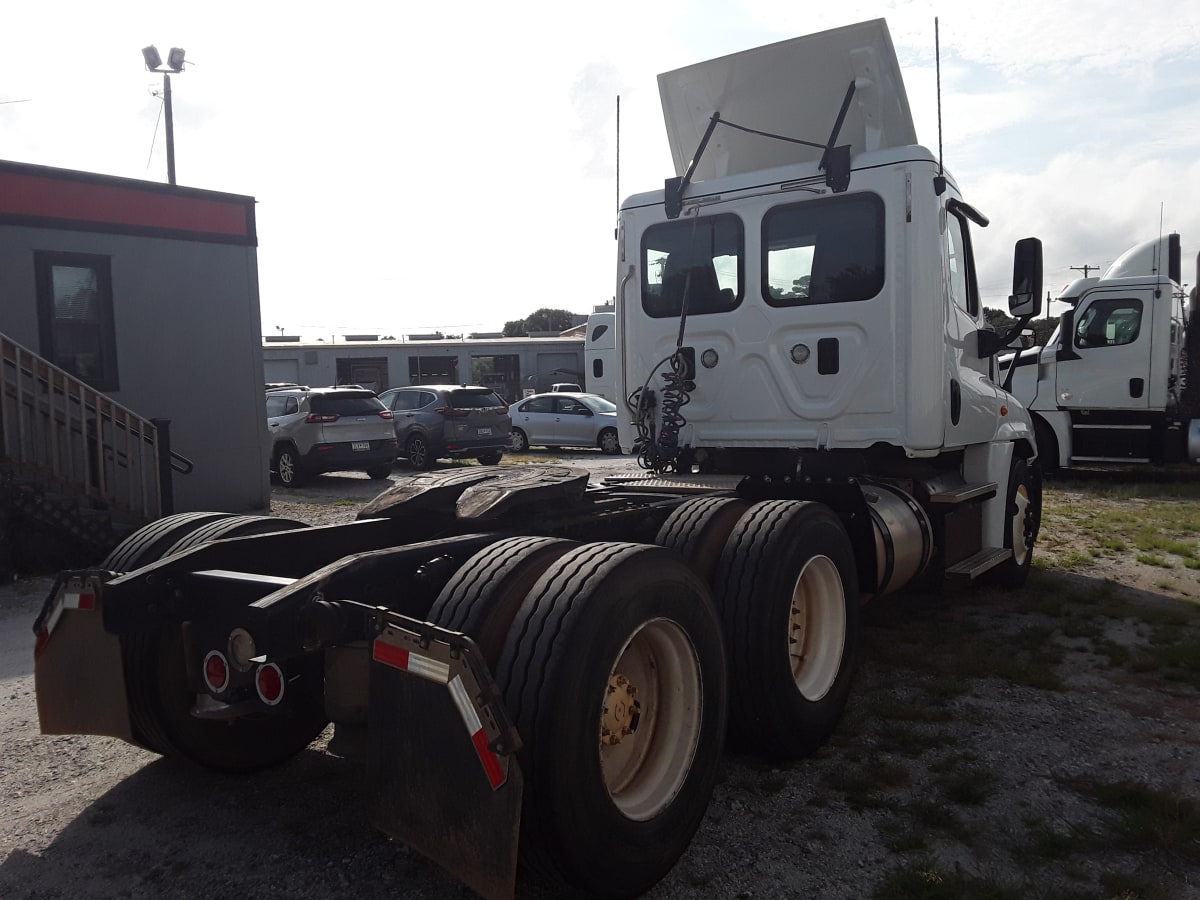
[509,428,529,453]
[275,447,305,488]
[598,428,621,455]
[366,464,393,480]
[406,434,433,470]
[476,451,503,466]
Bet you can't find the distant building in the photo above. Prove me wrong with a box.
[261,334,585,400]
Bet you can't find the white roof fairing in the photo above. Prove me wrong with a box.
[657,19,918,182]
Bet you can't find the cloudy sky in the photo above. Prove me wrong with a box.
[4,1,1199,337]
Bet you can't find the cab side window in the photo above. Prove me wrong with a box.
[1074,299,1143,348]
[945,213,978,316]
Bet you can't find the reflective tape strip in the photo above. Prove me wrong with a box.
[36,591,97,659]
[449,674,505,790]
[372,638,450,684]
[64,592,95,610]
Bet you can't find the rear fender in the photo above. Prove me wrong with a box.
[33,573,132,741]
[368,612,522,900]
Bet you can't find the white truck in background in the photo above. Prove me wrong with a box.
[36,20,1045,900]
[1003,234,1200,470]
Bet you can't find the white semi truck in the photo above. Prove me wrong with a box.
[33,20,1043,900]
[1003,233,1200,469]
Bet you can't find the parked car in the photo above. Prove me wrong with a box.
[266,386,398,487]
[376,385,511,469]
[550,382,583,392]
[509,392,622,454]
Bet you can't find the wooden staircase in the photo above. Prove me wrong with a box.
[0,332,186,577]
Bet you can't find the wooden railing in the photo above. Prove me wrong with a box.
[0,332,185,521]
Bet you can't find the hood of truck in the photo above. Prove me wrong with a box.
[658,18,917,182]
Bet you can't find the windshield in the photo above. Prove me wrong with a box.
[579,396,617,413]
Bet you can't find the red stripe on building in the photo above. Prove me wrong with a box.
[0,172,250,237]
[372,639,410,671]
[470,728,506,789]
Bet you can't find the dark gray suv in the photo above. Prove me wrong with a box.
[266,386,398,487]
[377,385,511,469]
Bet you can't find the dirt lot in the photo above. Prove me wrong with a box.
[2,458,1198,899]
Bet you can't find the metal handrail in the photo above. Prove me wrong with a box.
[0,331,189,519]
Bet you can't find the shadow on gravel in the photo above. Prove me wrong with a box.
[0,743,464,899]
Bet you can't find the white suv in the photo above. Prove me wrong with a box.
[266,386,398,487]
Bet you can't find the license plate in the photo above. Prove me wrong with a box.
[352,441,370,451]
[476,427,492,437]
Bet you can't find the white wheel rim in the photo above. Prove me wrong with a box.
[599,617,702,821]
[1011,483,1031,566]
[788,555,846,702]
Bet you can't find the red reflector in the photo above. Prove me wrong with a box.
[313,444,334,452]
[203,650,230,693]
[256,663,285,705]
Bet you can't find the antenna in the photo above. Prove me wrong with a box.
[616,94,621,219]
[933,18,946,195]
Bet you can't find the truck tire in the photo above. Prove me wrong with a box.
[991,456,1038,590]
[1033,418,1058,475]
[714,500,860,759]
[162,515,309,556]
[496,543,727,897]
[655,496,752,586]
[122,623,328,773]
[427,536,578,667]
[102,512,237,571]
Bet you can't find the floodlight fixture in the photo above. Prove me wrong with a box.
[140,43,188,185]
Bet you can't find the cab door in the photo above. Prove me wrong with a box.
[1055,291,1152,410]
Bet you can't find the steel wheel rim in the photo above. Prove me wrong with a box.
[788,555,846,701]
[1011,483,1031,566]
[599,617,702,821]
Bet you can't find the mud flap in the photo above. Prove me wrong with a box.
[33,574,132,741]
[367,613,523,900]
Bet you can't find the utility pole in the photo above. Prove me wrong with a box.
[1069,264,1100,278]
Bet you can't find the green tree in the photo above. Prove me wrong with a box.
[502,307,578,336]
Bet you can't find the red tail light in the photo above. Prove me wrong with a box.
[436,406,469,418]
[256,663,285,706]
[203,650,231,693]
[306,413,339,423]
[379,410,394,419]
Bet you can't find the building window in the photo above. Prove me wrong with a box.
[35,251,119,390]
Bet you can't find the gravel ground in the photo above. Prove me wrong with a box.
[2,455,1199,899]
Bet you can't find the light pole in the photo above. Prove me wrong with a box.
[141,45,186,185]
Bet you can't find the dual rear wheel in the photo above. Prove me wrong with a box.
[429,538,726,897]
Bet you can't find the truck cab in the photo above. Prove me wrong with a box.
[1007,235,1200,467]
[614,20,1041,479]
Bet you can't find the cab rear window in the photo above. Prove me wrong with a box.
[641,214,743,318]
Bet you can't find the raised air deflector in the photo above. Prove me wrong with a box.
[657,18,917,182]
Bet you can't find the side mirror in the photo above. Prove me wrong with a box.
[1009,237,1043,318]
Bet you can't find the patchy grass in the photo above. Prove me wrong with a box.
[1064,778,1200,864]
[873,857,1022,900]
